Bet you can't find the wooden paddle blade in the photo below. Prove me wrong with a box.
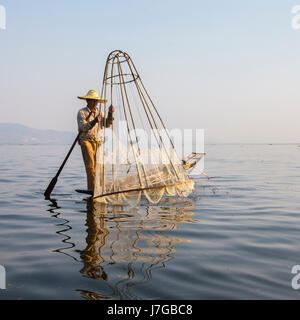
[44,176,58,198]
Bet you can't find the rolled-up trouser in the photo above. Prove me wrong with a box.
[80,140,101,191]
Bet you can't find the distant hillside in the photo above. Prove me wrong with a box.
[0,123,75,144]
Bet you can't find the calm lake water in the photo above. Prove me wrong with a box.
[0,143,299,300]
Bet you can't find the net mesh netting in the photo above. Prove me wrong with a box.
[93,50,194,205]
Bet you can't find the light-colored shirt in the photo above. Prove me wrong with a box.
[77,107,113,144]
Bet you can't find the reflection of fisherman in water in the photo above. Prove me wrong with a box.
[77,198,195,300]
[79,200,108,281]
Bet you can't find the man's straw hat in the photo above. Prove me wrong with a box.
[78,89,107,102]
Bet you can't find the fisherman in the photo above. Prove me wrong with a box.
[77,89,114,192]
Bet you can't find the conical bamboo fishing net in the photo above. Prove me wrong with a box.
[93,50,194,205]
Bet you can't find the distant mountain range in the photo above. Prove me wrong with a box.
[1,123,297,145]
[0,123,75,144]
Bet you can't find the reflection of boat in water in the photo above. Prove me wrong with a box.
[46,197,195,300]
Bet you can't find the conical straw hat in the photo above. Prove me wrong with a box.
[78,89,107,102]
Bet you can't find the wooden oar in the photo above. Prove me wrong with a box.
[44,110,94,198]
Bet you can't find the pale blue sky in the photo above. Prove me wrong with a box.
[0,0,300,143]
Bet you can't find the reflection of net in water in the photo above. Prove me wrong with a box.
[93,50,194,205]
[77,201,195,300]
[47,198,195,300]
